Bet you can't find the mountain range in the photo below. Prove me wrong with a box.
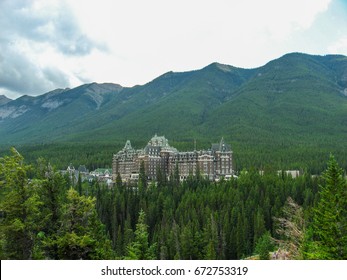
[1,52,347,169]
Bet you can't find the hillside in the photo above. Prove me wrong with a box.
[0,83,123,143]
[0,52,347,170]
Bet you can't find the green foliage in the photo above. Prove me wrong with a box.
[95,166,321,259]
[125,209,157,260]
[255,231,274,260]
[1,149,346,260]
[304,155,347,259]
[45,188,114,260]
[1,53,347,173]
[138,161,147,194]
[0,149,113,260]
[0,148,42,259]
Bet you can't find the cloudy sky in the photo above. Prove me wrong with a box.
[1,0,347,99]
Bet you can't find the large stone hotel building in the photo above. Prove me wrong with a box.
[112,134,233,182]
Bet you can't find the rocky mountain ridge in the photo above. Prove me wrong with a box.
[0,53,346,153]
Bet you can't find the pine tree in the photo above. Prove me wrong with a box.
[44,188,114,259]
[174,162,180,188]
[236,207,247,259]
[306,155,347,259]
[255,231,274,260]
[116,172,122,188]
[203,214,218,259]
[253,207,266,250]
[125,209,157,259]
[0,148,42,259]
[35,161,66,259]
[139,161,147,193]
[77,172,82,195]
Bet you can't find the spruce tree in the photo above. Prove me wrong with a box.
[125,209,157,259]
[307,155,347,259]
[255,231,274,260]
[139,160,147,192]
[44,188,114,259]
[77,172,82,195]
[0,148,42,259]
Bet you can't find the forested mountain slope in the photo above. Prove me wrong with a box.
[1,53,346,170]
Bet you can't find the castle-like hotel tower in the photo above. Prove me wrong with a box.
[112,135,233,182]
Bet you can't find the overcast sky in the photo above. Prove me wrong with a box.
[1,0,347,99]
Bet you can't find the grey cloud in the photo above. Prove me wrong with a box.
[0,45,52,94]
[0,42,72,98]
[50,11,97,56]
[54,34,96,56]
[0,0,100,56]
[43,67,70,87]
[0,0,103,97]
[0,46,39,93]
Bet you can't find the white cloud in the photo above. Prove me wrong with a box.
[328,37,347,54]
[0,0,101,98]
[65,0,333,83]
[1,0,344,99]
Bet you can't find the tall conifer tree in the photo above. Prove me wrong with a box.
[307,155,347,259]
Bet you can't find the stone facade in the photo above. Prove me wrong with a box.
[112,134,233,182]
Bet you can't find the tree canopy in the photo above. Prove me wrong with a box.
[0,149,345,260]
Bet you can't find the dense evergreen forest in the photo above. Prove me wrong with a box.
[0,148,346,259]
[1,140,346,174]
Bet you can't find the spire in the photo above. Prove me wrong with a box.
[124,140,132,150]
[220,137,225,151]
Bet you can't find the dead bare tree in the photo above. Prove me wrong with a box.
[273,197,305,259]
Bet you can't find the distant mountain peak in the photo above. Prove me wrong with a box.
[0,95,12,106]
[0,52,346,148]
[87,82,123,93]
[72,82,123,95]
[204,62,241,73]
[213,62,235,72]
[42,88,70,99]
